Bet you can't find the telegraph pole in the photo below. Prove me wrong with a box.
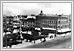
[19,14,22,41]
[55,19,57,37]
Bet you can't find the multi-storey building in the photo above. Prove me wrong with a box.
[35,10,70,33]
[27,18,36,27]
[3,11,70,34]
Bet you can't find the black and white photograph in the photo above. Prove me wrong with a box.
[1,1,73,50]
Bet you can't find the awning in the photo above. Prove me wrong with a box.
[42,27,56,30]
[58,28,71,32]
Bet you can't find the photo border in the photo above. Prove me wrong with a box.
[0,0,73,50]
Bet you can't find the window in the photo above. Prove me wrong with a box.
[59,21,60,24]
[54,21,56,24]
[50,21,51,23]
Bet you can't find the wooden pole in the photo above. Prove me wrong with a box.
[55,20,57,37]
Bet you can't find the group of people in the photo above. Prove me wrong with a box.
[3,27,49,48]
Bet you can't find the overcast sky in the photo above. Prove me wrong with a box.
[3,3,71,16]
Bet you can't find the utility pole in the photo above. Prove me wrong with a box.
[55,19,57,37]
[19,13,22,40]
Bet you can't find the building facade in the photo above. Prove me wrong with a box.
[35,11,70,32]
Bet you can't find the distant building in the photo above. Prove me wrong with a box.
[26,17,36,27]
[5,16,13,22]
[35,10,70,32]
[17,15,36,27]
[3,11,71,35]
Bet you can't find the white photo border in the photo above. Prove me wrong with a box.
[1,1,73,50]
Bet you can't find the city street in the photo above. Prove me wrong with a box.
[25,34,71,48]
[8,33,72,49]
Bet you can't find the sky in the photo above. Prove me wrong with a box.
[3,3,71,16]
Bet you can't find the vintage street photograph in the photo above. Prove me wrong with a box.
[1,1,73,50]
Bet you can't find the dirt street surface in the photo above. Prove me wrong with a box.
[3,34,71,49]
[25,34,72,48]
